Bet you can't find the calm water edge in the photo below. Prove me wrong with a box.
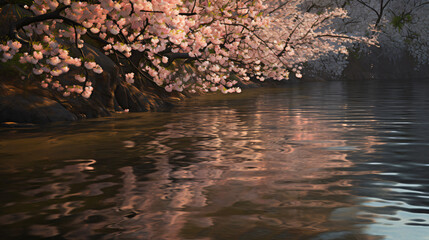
[1,78,429,240]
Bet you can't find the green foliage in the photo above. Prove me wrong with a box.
[348,49,361,60]
[346,45,364,61]
[391,13,412,30]
[404,32,419,44]
[0,53,31,79]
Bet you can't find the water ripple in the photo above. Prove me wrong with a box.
[1,79,429,239]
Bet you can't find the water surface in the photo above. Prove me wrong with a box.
[1,79,429,239]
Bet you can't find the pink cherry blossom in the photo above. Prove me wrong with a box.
[33,51,43,60]
[48,56,61,66]
[33,68,44,75]
[75,74,86,82]
[93,65,103,74]
[125,72,134,84]
[84,61,97,70]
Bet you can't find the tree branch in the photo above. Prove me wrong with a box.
[315,34,357,40]
[356,0,380,19]
[267,0,290,14]
[139,10,196,16]
[9,5,71,42]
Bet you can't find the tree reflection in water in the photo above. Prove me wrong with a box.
[2,79,429,239]
[107,92,382,239]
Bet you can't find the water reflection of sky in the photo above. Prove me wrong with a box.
[1,79,429,239]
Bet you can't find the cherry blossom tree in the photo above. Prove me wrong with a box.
[0,0,374,99]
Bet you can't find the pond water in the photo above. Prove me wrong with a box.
[1,78,429,240]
